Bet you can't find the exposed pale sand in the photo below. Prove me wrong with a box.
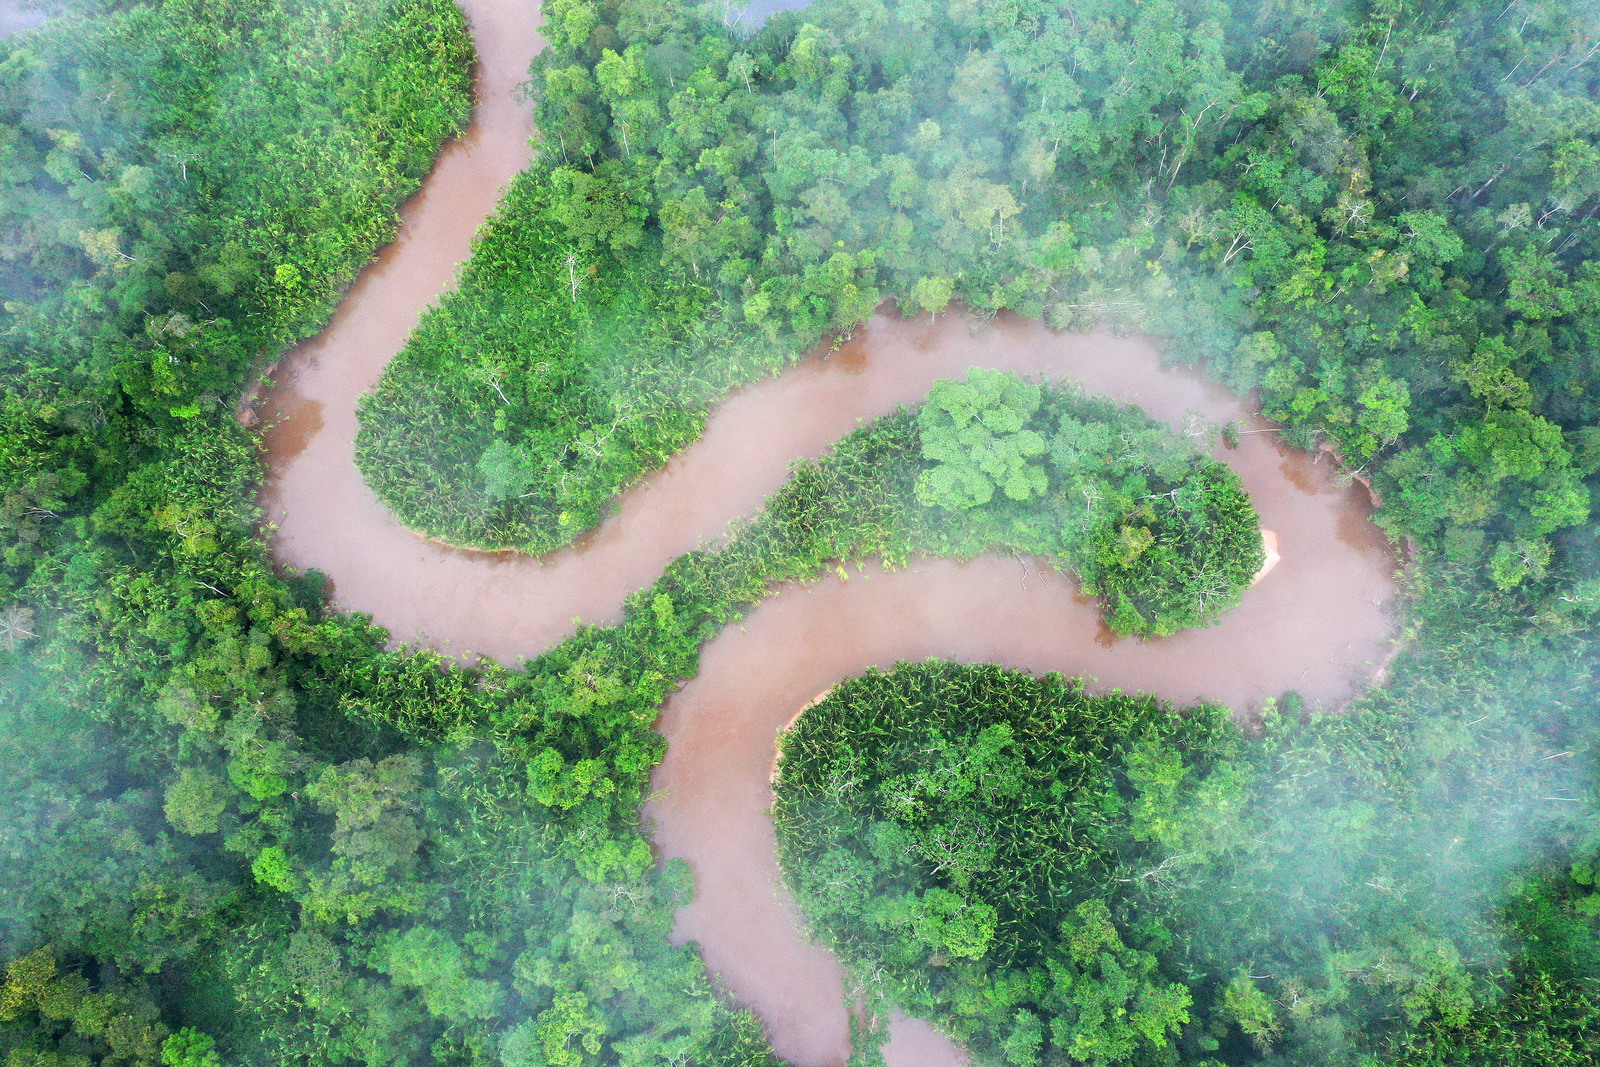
[1251,528,1282,586]
[769,688,834,785]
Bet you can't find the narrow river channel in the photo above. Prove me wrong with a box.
[255,2,1399,1064]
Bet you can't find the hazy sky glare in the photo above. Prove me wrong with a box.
[0,0,51,37]
[724,0,815,28]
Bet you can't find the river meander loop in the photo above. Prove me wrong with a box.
[255,2,1399,1064]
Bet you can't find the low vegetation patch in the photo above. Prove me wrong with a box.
[354,170,803,550]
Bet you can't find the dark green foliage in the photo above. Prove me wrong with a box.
[903,372,1264,635]
[773,662,1226,1065]
[1392,968,1600,1066]
[0,946,172,1066]
[772,636,1600,1066]
[354,169,806,551]
[0,1,777,1063]
[366,0,1599,592]
[0,0,474,424]
[3,0,1600,1065]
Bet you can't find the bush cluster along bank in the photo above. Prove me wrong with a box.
[0,1,1597,1066]
[353,171,793,551]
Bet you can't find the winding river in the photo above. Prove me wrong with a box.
[256,2,1399,1065]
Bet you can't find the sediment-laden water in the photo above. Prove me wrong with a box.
[256,3,1398,1063]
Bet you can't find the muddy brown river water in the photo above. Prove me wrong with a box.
[256,2,1398,1064]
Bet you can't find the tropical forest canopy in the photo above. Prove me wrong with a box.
[774,658,1600,1066]
[364,0,1599,594]
[0,0,1596,1066]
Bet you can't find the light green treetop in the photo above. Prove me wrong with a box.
[916,368,1049,509]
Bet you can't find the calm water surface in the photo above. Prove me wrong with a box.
[256,2,1398,1063]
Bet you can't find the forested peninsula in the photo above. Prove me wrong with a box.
[2,1,1600,1067]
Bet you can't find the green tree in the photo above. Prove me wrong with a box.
[915,369,1048,510]
[302,755,427,922]
[501,991,604,1067]
[161,1028,221,1067]
[912,887,997,961]
[1045,900,1192,1067]
[380,926,501,1022]
[905,275,955,321]
[549,164,646,253]
[162,768,234,836]
[478,439,535,502]
[1220,971,1281,1053]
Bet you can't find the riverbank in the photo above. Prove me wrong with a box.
[250,4,1397,1063]
[265,297,1398,1067]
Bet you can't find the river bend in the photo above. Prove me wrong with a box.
[255,2,1399,1064]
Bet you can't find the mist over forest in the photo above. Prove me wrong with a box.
[1,1,1599,1066]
